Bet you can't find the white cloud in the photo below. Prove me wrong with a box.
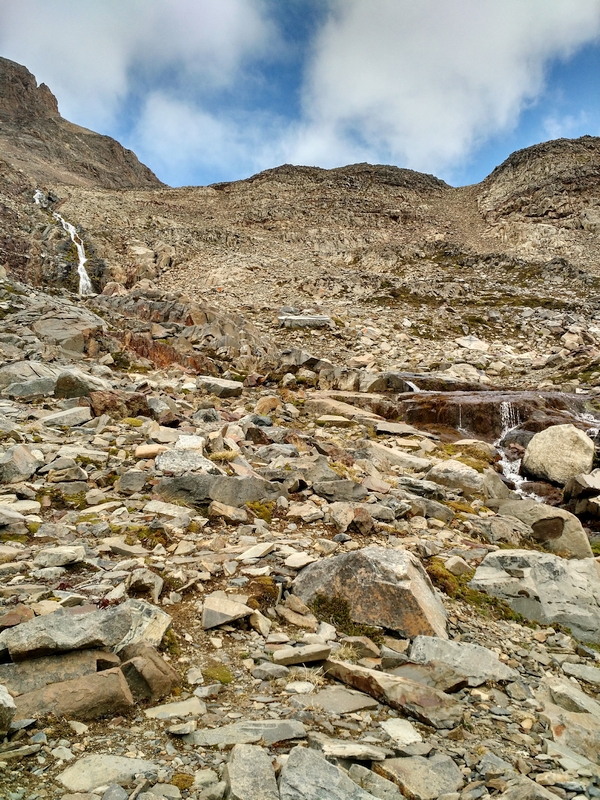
[0,0,273,129]
[131,93,287,185]
[291,0,600,175]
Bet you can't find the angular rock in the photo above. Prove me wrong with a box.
[469,549,600,642]
[279,746,378,800]
[144,696,206,719]
[293,546,447,638]
[0,605,132,661]
[408,636,517,686]
[349,764,403,800]
[202,594,253,629]
[522,424,594,485]
[41,407,92,427]
[496,498,592,559]
[155,449,221,475]
[224,744,279,800]
[375,755,464,800]
[292,686,379,714]
[126,568,164,604]
[54,370,109,399]
[310,732,388,761]
[196,376,243,397]
[0,650,120,696]
[113,599,173,653]
[4,376,56,399]
[380,718,423,746]
[14,667,135,721]
[33,545,85,568]
[562,661,600,686]
[426,459,484,495]
[0,444,38,484]
[120,643,181,701]
[58,755,158,792]
[325,659,463,729]
[208,501,249,524]
[273,643,331,665]
[114,470,147,494]
[185,719,306,747]
[157,474,286,508]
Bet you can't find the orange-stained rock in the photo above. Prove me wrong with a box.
[325,659,462,729]
[293,546,447,639]
[14,667,134,720]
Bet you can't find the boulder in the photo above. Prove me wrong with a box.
[293,546,447,638]
[58,754,157,792]
[325,659,463,729]
[426,459,484,495]
[119,643,181,701]
[155,449,221,476]
[0,444,38,484]
[157,474,286,508]
[279,745,378,800]
[196,376,243,397]
[408,636,517,686]
[469,550,600,642]
[496,499,593,559]
[41,407,92,427]
[33,545,85,568]
[522,424,594,485]
[376,754,464,800]
[0,650,120,696]
[0,605,132,661]
[224,744,279,800]
[14,667,135,721]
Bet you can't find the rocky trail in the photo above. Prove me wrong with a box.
[3,53,600,800]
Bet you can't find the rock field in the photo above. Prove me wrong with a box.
[2,54,600,800]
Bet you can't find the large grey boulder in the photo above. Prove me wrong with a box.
[279,746,378,800]
[196,375,243,397]
[521,424,594,485]
[293,546,447,638]
[409,636,517,686]
[0,605,132,661]
[377,754,464,800]
[157,474,286,508]
[469,550,600,642]
[224,744,279,800]
[496,498,593,559]
[426,459,484,495]
[58,754,157,792]
[0,444,39,484]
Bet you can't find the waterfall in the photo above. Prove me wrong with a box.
[34,191,94,295]
[500,401,520,437]
[405,380,421,393]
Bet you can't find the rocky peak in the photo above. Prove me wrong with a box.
[0,57,164,190]
[0,56,59,120]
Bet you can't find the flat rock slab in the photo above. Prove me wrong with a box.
[562,662,600,686]
[376,754,464,800]
[58,755,157,792]
[349,764,403,800]
[202,594,253,629]
[224,744,279,800]
[279,315,332,329]
[186,719,306,747]
[144,696,206,719]
[293,686,379,714]
[279,746,378,800]
[325,659,463,729]
[0,605,132,661]
[293,546,447,639]
[380,718,422,746]
[0,649,119,695]
[196,376,243,397]
[409,635,517,686]
[273,643,331,665]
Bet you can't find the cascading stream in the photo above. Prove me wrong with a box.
[33,190,94,295]
[495,400,534,497]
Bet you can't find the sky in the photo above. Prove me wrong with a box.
[1,0,600,188]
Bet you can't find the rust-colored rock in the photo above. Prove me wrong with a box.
[293,546,447,638]
[88,390,150,419]
[14,667,135,720]
[119,643,181,702]
[325,659,463,729]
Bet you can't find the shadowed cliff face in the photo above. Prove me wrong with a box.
[0,56,164,191]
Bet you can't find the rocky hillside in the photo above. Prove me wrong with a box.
[3,57,600,800]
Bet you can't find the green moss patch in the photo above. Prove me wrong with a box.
[309,593,383,643]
